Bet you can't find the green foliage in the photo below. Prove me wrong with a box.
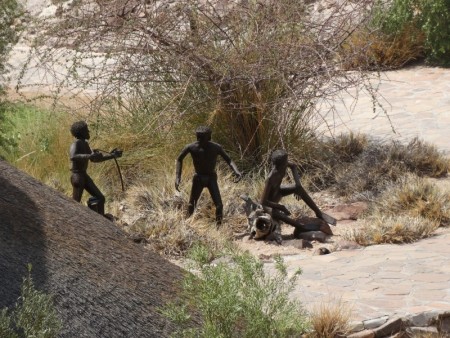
[0,104,74,193]
[0,265,62,338]
[162,244,309,338]
[0,309,19,338]
[419,0,450,65]
[0,0,23,152]
[368,0,450,67]
[0,0,22,91]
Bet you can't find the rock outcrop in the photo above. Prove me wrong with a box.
[0,160,185,337]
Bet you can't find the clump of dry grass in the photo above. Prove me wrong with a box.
[373,175,450,226]
[114,169,262,257]
[307,299,351,338]
[342,174,448,246]
[305,136,449,200]
[389,138,449,178]
[343,214,439,246]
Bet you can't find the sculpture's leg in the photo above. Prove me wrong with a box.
[188,176,204,217]
[85,175,106,215]
[208,179,223,225]
[71,172,85,202]
[272,209,332,234]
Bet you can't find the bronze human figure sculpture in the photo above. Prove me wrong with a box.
[260,149,335,235]
[175,126,242,225]
[69,121,122,215]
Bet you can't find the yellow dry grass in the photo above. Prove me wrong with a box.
[307,298,352,338]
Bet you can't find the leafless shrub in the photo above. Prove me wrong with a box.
[21,0,382,169]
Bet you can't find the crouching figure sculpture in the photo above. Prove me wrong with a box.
[241,149,336,244]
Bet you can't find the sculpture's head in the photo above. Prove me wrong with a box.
[271,149,288,170]
[195,125,212,145]
[70,121,90,140]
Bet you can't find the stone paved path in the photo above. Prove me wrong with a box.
[319,65,450,156]
[265,229,450,325]
[272,66,450,330]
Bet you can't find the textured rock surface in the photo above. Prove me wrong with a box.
[0,160,186,337]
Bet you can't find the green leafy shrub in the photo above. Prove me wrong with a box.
[0,0,23,89]
[1,265,62,338]
[162,244,310,337]
[353,0,450,68]
[419,0,450,65]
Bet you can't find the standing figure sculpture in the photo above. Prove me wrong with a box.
[69,121,122,216]
[175,126,242,225]
[260,149,335,235]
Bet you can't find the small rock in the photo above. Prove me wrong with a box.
[406,326,439,336]
[405,310,439,327]
[348,329,375,338]
[437,311,450,333]
[364,316,389,330]
[349,321,365,333]
[313,247,331,255]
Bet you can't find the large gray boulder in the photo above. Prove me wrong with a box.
[0,159,185,337]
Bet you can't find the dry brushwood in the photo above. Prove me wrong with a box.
[19,0,383,167]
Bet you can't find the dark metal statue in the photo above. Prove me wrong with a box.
[260,149,336,234]
[175,126,242,225]
[69,121,122,215]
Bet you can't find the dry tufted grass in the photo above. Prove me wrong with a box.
[343,214,439,246]
[307,298,351,338]
[371,175,450,226]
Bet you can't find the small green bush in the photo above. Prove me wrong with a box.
[0,265,62,338]
[162,244,310,338]
[419,0,450,65]
[363,0,450,68]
